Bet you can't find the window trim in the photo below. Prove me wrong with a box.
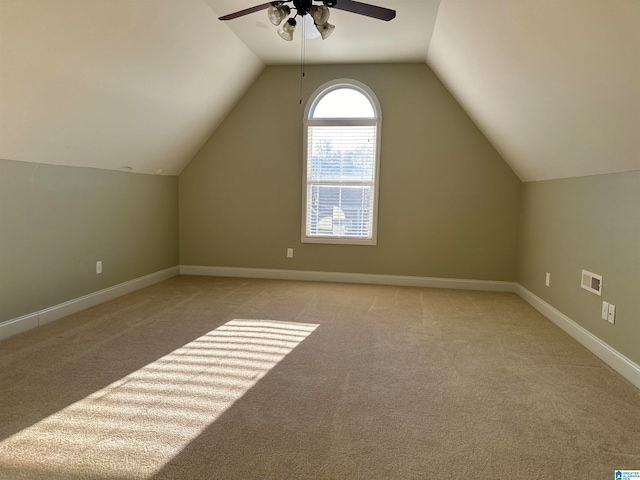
[301,79,382,245]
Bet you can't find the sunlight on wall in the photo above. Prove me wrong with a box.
[0,319,318,479]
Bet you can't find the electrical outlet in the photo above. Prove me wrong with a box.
[601,301,609,320]
[286,248,293,258]
[607,304,615,324]
[545,273,550,287]
[96,261,102,274]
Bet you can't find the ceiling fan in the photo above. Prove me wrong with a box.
[219,0,396,41]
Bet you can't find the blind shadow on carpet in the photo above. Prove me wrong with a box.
[0,319,318,479]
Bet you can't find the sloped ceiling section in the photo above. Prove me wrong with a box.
[428,0,640,182]
[0,0,264,175]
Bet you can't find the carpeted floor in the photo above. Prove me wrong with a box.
[0,275,638,479]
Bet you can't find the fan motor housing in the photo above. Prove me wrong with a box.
[293,0,313,15]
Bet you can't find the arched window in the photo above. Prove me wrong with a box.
[302,79,382,245]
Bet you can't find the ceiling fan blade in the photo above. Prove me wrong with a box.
[219,2,273,21]
[330,0,396,21]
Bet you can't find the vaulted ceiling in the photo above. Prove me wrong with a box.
[1,0,638,181]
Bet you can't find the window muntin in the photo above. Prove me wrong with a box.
[302,80,381,245]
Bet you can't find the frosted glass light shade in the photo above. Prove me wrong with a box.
[316,22,335,40]
[310,5,330,25]
[267,5,290,26]
[278,18,296,41]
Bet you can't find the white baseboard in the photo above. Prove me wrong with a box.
[0,313,40,340]
[515,284,640,390]
[179,265,518,292]
[0,266,179,341]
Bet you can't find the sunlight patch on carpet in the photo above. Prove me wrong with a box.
[0,319,318,479]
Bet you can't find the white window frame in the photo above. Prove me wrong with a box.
[301,79,382,245]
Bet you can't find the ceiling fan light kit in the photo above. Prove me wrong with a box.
[273,1,332,41]
[219,0,395,41]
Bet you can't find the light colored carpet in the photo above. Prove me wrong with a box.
[0,275,638,479]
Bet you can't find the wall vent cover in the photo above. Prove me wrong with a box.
[581,270,602,296]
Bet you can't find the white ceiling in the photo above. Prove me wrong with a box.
[1,0,638,181]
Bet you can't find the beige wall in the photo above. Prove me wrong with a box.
[179,64,521,280]
[0,159,178,322]
[518,171,640,365]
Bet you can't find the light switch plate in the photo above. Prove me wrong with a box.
[607,304,615,324]
[601,301,609,320]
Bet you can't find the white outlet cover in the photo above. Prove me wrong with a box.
[607,304,615,324]
[601,301,609,320]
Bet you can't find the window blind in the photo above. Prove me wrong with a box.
[306,125,376,238]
